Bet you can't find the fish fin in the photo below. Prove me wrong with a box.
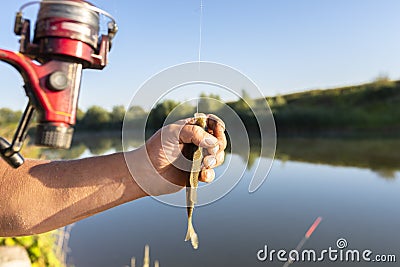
[185,219,193,241]
[191,231,199,250]
[185,219,199,249]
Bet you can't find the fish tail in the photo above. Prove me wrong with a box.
[185,217,199,249]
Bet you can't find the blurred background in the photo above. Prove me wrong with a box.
[0,0,400,266]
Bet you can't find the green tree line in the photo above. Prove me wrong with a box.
[2,77,400,137]
[0,106,128,131]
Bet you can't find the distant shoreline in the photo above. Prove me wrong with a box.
[2,77,400,138]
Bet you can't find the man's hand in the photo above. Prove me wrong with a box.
[126,114,227,196]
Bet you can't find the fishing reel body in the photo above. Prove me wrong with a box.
[0,0,117,168]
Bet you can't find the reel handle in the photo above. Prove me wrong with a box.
[0,138,25,169]
[0,104,35,168]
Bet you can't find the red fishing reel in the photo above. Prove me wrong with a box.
[0,0,118,168]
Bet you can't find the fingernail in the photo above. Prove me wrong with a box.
[204,137,217,147]
[206,173,213,182]
[212,145,219,154]
[217,152,225,163]
[205,157,217,168]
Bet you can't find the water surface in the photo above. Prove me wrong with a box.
[53,136,400,267]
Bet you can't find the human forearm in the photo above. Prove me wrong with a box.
[0,152,145,237]
[0,114,227,237]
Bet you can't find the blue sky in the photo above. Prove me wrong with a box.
[1,0,400,110]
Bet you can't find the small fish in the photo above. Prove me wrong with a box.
[185,113,207,250]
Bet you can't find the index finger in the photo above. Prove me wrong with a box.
[207,114,227,150]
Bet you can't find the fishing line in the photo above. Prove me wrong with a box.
[198,0,204,63]
[196,0,204,114]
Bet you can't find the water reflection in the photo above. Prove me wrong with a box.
[60,134,400,267]
[42,133,400,179]
[275,138,400,179]
[68,155,400,267]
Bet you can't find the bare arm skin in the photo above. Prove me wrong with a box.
[0,153,143,236]
[0,114,226,237]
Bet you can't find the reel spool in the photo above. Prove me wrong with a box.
[16,0,118,67]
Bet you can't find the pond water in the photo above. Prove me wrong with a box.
[54,136,400,267]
